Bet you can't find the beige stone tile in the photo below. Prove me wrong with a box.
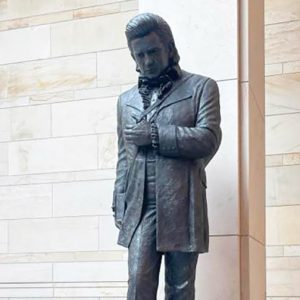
[0,0,98,21]
[102,298,125,300]
[51,11,135,57]
[53,261,127,282]
[28,10,73,26]
[97,48,137,87]
[29,90,74,105]
[284,60,300,73]
[54,287,126,297]
[10,104,51,140]
[0,263,52,282]
[195,236,240,300]
[55,281,126,287]
[206,80,239,235]
[53,180,114,217]
[52,97,117,137]
[0,109,11,141]
[266,246,284,257]
[0,0,7,20]
[0,18,29,31]
[98,133,117,169]
[266,154,283,167]
[266,73,300,115]
[265,21,300,65]
[0,10,73,31]
[0,288,53,298]
[0,25,50,64]
[283,152,300,165]
[99,216,123,251]
[0,169,116,187]
[267,206,300,245]
[139,0,238,80]
[265,0,300,25]
[0,96,30,108]
[284,245,300,257]
[11,298,98,300]
[0,65,8,98]
[0,250,126,263]
[97,0,126,4]
[267,298,300,300]
[0,143,8,176]
[74,86,120,101]
[266,113,300,155]
[8,136,98,175]
[265,63,283,76]
[2,53,97,98]
[0,221,8,253]
[120,0,138,12]
[73,3,120,19]
[267,165,300,206]
[9,216,99,253]
[0,184,52,219]
[267,257,300,296]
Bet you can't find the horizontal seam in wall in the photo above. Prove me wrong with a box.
[0,47,127,67]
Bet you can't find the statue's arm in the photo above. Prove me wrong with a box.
[112,97,128,228]
[157,78,222,161]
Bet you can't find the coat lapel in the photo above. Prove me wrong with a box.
[125,71,194,122]
[158,71,193,111]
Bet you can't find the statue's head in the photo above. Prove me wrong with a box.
[125,13,180,79]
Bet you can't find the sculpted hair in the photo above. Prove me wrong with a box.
[125,13,180,66]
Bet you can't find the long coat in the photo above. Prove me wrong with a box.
[112,70,221,253]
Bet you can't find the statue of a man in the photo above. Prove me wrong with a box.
[112,13,222,299]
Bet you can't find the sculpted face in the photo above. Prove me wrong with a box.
[130,31,170,79]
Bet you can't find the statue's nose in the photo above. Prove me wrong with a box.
[144,54,154,67]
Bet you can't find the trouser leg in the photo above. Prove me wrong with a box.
[164,251,199,300]
[127,205,162,300]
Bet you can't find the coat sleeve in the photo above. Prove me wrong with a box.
[112,96,128,220]
[157,78,222,161]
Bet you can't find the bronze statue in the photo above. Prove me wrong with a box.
[112,13,222,299]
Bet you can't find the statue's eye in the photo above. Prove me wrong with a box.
[148,48,158,55]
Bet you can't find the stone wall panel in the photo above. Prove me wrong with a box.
[9,217,99,253]
[8,136,98,175]
[51,11,135,57]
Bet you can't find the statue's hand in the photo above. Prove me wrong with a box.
[114,218,122,229]
[124,120,152,146]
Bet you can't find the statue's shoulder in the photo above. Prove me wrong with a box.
[118,84,138,106]
[181,70,216,87]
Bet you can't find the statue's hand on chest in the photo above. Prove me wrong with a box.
[124,120,152,147]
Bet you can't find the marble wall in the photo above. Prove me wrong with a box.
[0,0,269,299]
[0,0,138,298]
[265,0,300,299]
